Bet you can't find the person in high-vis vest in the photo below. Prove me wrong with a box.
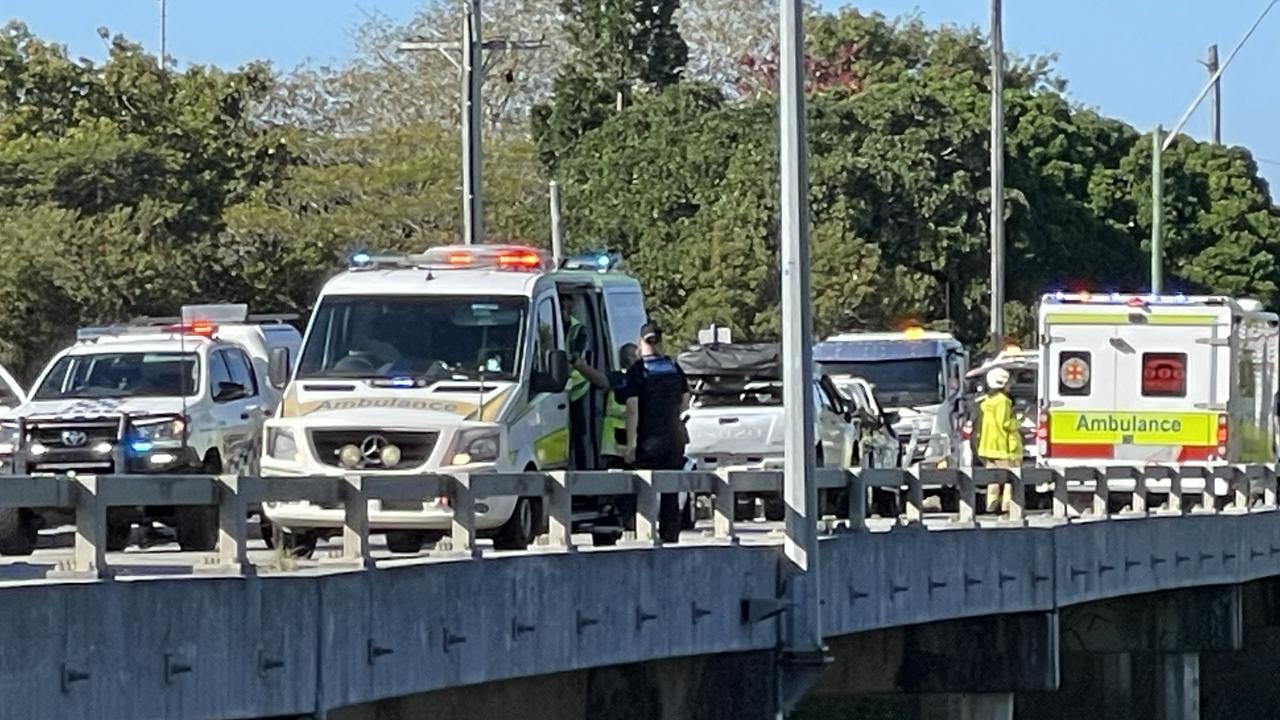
[974,367,1024,513]
[561,294,593,469]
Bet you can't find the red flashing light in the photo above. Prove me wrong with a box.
[1126,296,1147,307]
[163,322,217,337]
[496,251,543,270]
[446,252,475,265]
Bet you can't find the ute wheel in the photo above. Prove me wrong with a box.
[174,506,218,551]
[106,523,132,552]
[385,531,428,554]
[0,508,36,556]
[175,455,221,552]
[493,497,539,551]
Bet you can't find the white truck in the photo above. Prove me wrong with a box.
[1036,293,1278,478]
[261,245,653,553]
[814,328,968,467]
[0,305,300,554]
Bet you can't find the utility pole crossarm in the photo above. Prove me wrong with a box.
[397,1,545,246]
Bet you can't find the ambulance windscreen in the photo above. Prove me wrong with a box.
[296,295,527,382]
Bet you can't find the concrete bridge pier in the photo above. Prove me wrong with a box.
[1023,586,1242,720]
[325,650,779,720]
[800,612,1059,719]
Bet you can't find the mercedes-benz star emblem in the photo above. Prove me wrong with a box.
[61,430,88,448]
[360,435,389,463]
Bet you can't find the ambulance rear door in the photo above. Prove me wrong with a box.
[1107,305,1226,462]
[1042,309,1121,462]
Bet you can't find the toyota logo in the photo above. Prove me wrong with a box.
[360,435,389,462]
[61,430,88,448]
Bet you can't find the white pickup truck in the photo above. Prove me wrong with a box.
[677,343,897,520]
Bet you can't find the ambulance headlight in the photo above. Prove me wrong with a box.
[266,427,298,462]
[449,427,501,465]
[132,417,186,449]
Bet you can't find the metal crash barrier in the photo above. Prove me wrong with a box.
[0,463,1275,579]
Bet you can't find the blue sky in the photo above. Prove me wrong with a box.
[7,1,1280,193]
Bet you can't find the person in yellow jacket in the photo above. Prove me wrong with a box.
[975,367,1024,512]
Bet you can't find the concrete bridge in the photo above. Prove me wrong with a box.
[1,464,1279,720]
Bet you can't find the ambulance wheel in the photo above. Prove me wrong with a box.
[277,527,319,559]
[0,508,36,556]
[591,529,620,547]
[493,497,540,551]
[763,497,786,522]
[386,531,428,554]
[259,515,275,549]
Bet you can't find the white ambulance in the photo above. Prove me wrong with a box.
[260,245,650,553]
[1036,293,1278,474]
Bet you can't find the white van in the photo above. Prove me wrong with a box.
[1036,293,1278,469]
[261,245,650,552]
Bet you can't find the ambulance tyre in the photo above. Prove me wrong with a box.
[386,531,428,554]
[106,509,132,552]
[175,453,221,552]
[493,497,540,551]
[0,508,36,556]
[277,527,319,559]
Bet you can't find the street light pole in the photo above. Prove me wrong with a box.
[988,0,1005,352]
[777,0,823,711]
[1151,125,1164,294]
[1149,0,1277,292]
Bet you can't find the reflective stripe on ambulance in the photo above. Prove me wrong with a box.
[1045,410,1220,461]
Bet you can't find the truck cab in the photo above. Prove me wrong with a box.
[261,245,649,553]
[814,328,968,467]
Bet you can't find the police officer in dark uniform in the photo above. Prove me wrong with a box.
[618,322,688,543]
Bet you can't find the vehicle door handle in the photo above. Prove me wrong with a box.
[557,403,567,410]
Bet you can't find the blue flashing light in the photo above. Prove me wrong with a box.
[389,376,415,388]
[350,252,373,268]
[1053,291,1067,302]
[130,440,154,453]
[1174,293,1189,304]
[595,254,611,270]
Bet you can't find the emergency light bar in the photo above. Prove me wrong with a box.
[349,245,550,273]
[1043,291,1197,305]
[561,250,622,273]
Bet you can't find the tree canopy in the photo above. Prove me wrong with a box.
[0,6,1277,379]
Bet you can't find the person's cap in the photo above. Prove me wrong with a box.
[986,367,1010,390]
[640,322,663,342]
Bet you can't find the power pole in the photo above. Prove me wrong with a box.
[399,2,544,246]
[776,0,826,715]
[1150,0,1277,293]
[988,0,1005,353]
[158,0,167,72]
[1204,44,1221,144]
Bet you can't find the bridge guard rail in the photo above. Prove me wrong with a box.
[0,463,1274,579]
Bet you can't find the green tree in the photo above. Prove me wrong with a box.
[532,0,688,169]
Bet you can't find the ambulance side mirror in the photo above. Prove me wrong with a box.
[268,347,291,390]
[533,350,570,394]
